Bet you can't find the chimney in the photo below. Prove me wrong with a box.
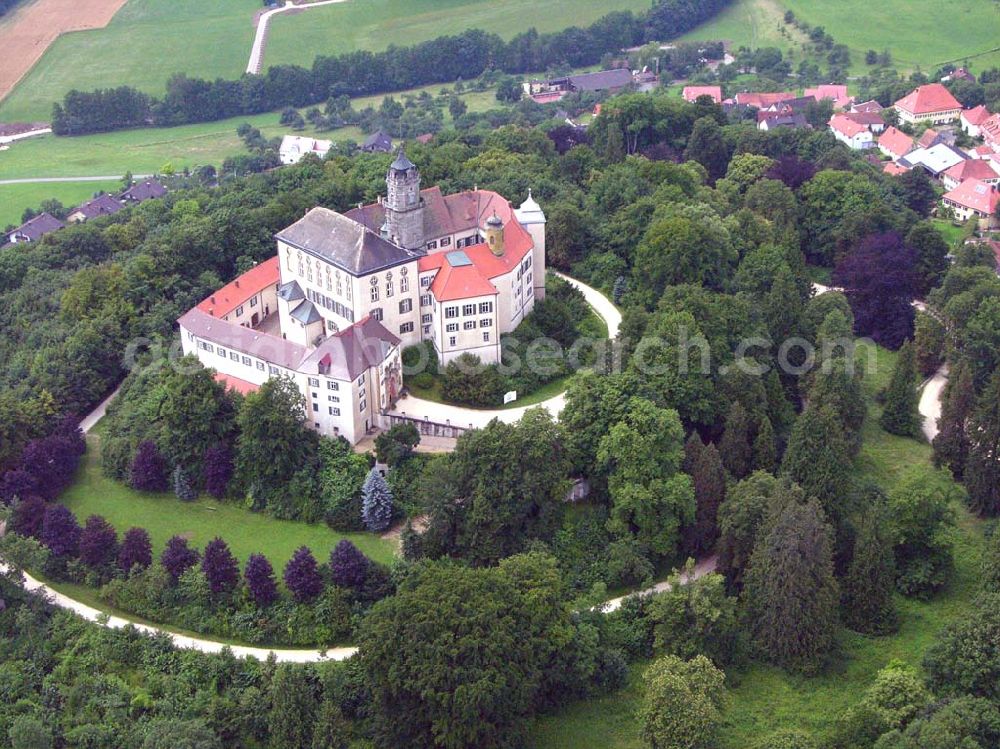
[235,280,240,288]
[210,296,216,304]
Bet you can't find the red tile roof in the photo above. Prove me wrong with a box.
[213,373,259,396]
[734,92,796,108]
[944,159,1000,183]
[943,179,1000,215]
[682,86,722,103]
[852,100,883,113]
[830,113,868,138]
[894,83,962,115]
[981,114,1000,144]
[884,162,910,176]
[963,105,992,126]
[196,256,280,318]
[804,84,849,101]
[918,128,944,149]
[878,126,914,159]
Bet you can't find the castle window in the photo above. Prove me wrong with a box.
[329,407,340,416]
[483,332,490,342]
[479,302,493,314]
[360,400,367,412]
[230,351,239,361]
[327,381,339,390]
[422,314,432,324]
[441,237,451,247]
[449,336,456,347]
[446,323,458,332]
[371,308,383,321]
[256,361,265,371]
[399,299,413,314]
[420,294,431,307]
[427,240,438,250]
[445,306,458,319]
[346,282,352,301]
[481,318,492,327]
[400,322,414,334]
[370,285,379,302]
[285,248,293,270]
[423,325,431,335]
[386,279,394,298]
[308,377,320,387]
[250,297,258,307]
[462,304,476,316]
[400,275,409,293]
[217,348,226,358]
[421,276,432,288]
[463,321,476,330]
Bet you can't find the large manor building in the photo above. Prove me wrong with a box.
[178,151,547,444]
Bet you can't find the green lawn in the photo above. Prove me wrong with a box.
[531,343,983,748]
[681,0,1000,75]
[59,433,397,569]
[266,0,649,70]
[0,179,121,228]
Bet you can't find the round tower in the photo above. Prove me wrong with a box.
[484,212,504,256]
[514,189,547,300]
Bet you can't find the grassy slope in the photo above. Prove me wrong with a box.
[680,0,1000,75]
[59,433,397,568]
[530,343,983,748]
[0,179,121,228]
[266,0,649,70]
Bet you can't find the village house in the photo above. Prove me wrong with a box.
[942,179,1000,228]
[894,83,963,125]
[829,113,876,150]
[899,143,969,178]
[941,159,1000,191]
[681,85,722,104]
[758,112,808,131]
[981,114,1000,152]
[524,68,636,103]
[732,91,796,109]
[851,100,884,114]
[804,84,853,110]
[279,135,333,165]
[66,193,123,223]
[961,105,992,137]
[361,131,393,154]
[878,126,915,161]
[942,67,976,83]
[178,151,546,444]
[4,212,64,245]
[119,179,167,204]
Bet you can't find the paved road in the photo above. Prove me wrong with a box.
[0,175,149,185]
[386,271,621,429]
[247,0,349,74]
[78,386,121,434]
[919,365,949,442]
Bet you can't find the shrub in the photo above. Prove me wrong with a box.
[118,527,153,574]
[201,537,240,596]
[130,441,168,492]
[41,505,81,559]
[283,546,324,603]
[329,540,369,589]
[161,535,199,582]
[440,354,508,407]
[9,495,47,539]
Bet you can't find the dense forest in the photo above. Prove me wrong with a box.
[49,0,732,134]
[2,78,1000,748]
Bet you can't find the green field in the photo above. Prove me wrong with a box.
[0,0,646,123]
[59,433,397,569]
[531,343,983,748]
[0,179,121,228]
[681,0,1000,75]
[266,0,649,70]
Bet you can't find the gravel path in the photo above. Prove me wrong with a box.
[246,0,350,75]
[919,365,949,442]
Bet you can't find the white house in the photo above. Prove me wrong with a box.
[894,83,963,126]
[961,105,992,137]
[829,114,875,150]
[279,135,333,165]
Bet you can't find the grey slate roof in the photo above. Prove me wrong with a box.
[290,299,323,324]
[7,212,64,242]
[71,193,123,220]
[275,207,419,275]
[278,280,305,301]
[119,179,167,203]
[566,68,633,92]
[178,308,308,371]
[361,130,393,153]
[390,147,416,172]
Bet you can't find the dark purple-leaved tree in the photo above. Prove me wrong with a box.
[766,155,816,190]
[10,496,47,538]
[130,440,169,492]
[833,232,917,350]
[244,553,279,607]
[0,469,38,504]
[329,539,369,589]
[202,443,234,499]
[283,546,324,602]
[79,514,118,569]
[161,535,200,582]
[21,432,84,500]
[40,504,81,558]
[202,537,240,595]
[117,527,152,573]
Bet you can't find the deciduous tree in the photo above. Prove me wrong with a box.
[161,535,199,582]
[118,527,152,574]
[244,553,279,607]
[640,654,727,749]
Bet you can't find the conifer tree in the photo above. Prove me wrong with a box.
[118,527,152,574]
[965,369,1000,517]
[202,443,234,499]
[79,514,118,570]
[244,553,279,607]
[719,401,753,479]
[880,340,921,437]
[172,465,197,501]
[743,499,840,673]
[130,440,168,492]
[686,442,727,556]
[751,416,778,474]
[781,405,852,530]
[161,535,199,582]
[284,546,324,602]
[933,360,976,479]
[361,468,394,533]
[842,508,898,635]
[202,537,240,596]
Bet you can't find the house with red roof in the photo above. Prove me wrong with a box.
[961,105,992,137]
[894,83,963,125]
[851,99,884,114]
[942,179,1000,228]
[829,113,876,150]
[878,126,914,161]
[804,84,853,110]
[883,162,910,176]
[178,152,547,442]
[942,159,1000,191]
[682,85,722,104]
[733,91,796,108]
[981,113,1000,153]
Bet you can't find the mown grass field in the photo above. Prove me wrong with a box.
[265,0,650,70]
[0,0,647,123]
[530,343,984,748]
[59,432,397,569]
[0,179,121,228]
[681,0,1000,75]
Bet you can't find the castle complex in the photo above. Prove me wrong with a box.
[179,151,546,444]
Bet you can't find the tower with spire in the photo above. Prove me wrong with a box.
[384,147,425,250]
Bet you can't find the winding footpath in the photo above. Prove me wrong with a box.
[246,0,350,74]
